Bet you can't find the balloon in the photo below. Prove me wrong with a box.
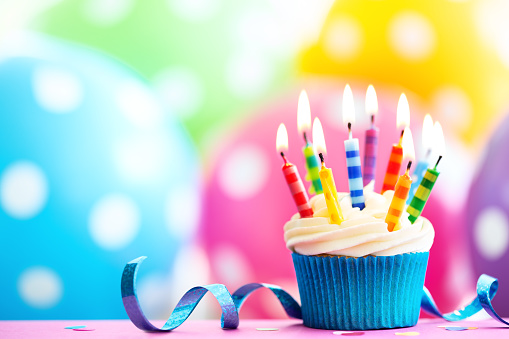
[201,81,472,318]
[299,0,509,147]
[33,0,333,151]
[0,33,201,320]
[467,113,509,316]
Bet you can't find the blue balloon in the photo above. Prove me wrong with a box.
[0,34,201,319]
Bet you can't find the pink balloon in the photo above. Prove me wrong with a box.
[201,82,470,318]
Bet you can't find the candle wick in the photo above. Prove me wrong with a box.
[303,132,308,144]
[407,161,412,172]
[280,151,288,164]
[398,129,404,145]
[348,122,352,139]
[434,155,442,170]
[371,115,375,126]
[319,152,325,164]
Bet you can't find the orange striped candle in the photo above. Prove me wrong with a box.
[385,161,412,232]
[381,132,403,194]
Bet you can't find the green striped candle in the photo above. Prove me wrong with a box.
[406,162,440,224]
[303,141,323,194]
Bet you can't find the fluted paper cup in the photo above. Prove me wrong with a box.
[292,252,429,330]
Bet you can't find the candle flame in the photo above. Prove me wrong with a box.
[312,117,327,155]
[342,84,355,126]
[276,123,288,153]
[422,114,434,151]
[297,90,312,135]
[433,121,446,156]
[402,127,415,162]
[396,93,410,129]
[365,85,378,116]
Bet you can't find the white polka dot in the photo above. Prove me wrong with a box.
[432,86,472,132]
[18,266,62,309]
[225,50,273,99]
[0,161,48,219]
[89,194,140,250]
[474,1,509,69]
[166,0,220,22]
[474,207,509,261]
[388,11,436,61]
[113,135,167,183]
[83,0,134,26]
[165,184,201,240]
[115,81,163,129]
[213,244,252,285]
[324,16,363,60]
[32,66,83,113]
[218,144,270,200]
[152,67,205,119]
[136,273,173,320]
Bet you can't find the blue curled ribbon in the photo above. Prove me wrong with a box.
[121,256,508,331]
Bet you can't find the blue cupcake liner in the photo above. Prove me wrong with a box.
[292,252,429,330]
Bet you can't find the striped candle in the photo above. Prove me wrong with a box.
[407,166,439,224]
[406,159,429,204]
[345,136,365,210]
[363,127,379,187]
[282,155,314,218]
[381,142,403,194]
[318,154,344,225]
[303,140,323,195]
[385,162,412,232]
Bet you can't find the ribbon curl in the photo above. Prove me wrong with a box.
[121,256,508,332]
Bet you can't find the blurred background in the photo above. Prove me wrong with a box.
[1,0,509,321]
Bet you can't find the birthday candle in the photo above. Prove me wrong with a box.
[407,122,446,223]
[343,84,365,210]
[381,93,410,194]
[276,124,314,218]
[297,90,323,195]
[363,85,379,187]
[313,118,344,224]
[385,128,415,232]
[407,114,433,204]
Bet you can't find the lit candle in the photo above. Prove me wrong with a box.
[313,118,344,224]
[381,93,410,194]
[276,123,314,218]
[407,114,433,204]
[297,90,323,195]
[363,85,379,187]
[407,122,445,224]
[385,127,415,232]
[343,84,366,210]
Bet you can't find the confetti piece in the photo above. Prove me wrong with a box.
[445,326,468,331]
[333,332,354,335]
[73,328,95,331]
[256,328,279,331]
[340,333,365,336]
[395,332,420,336]
[65,326,87,329]
[467,327,478,330]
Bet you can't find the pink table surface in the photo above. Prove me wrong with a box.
[1,318,508,338]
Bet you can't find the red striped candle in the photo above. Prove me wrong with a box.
[381,142,403,194]
[282,155,314,218]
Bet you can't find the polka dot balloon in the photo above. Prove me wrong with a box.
[201,81,472,318]
[299,0,509,147]
[467,113,509,316]
[0,33,201,319]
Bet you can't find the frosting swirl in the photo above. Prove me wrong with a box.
[284,186,434,257]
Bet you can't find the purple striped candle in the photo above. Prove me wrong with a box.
[363,126,379,187]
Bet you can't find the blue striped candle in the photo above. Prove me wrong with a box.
[345,137,365,210]
[406,159,429,204]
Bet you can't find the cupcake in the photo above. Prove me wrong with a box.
[284,184,434,330]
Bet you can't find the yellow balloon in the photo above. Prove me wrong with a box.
[299,0,509,145]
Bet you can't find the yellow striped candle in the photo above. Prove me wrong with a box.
[313,117,344,224]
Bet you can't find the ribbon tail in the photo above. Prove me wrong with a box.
[421,274,509,326]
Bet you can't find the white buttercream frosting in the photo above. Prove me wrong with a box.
[284,185,434,257]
